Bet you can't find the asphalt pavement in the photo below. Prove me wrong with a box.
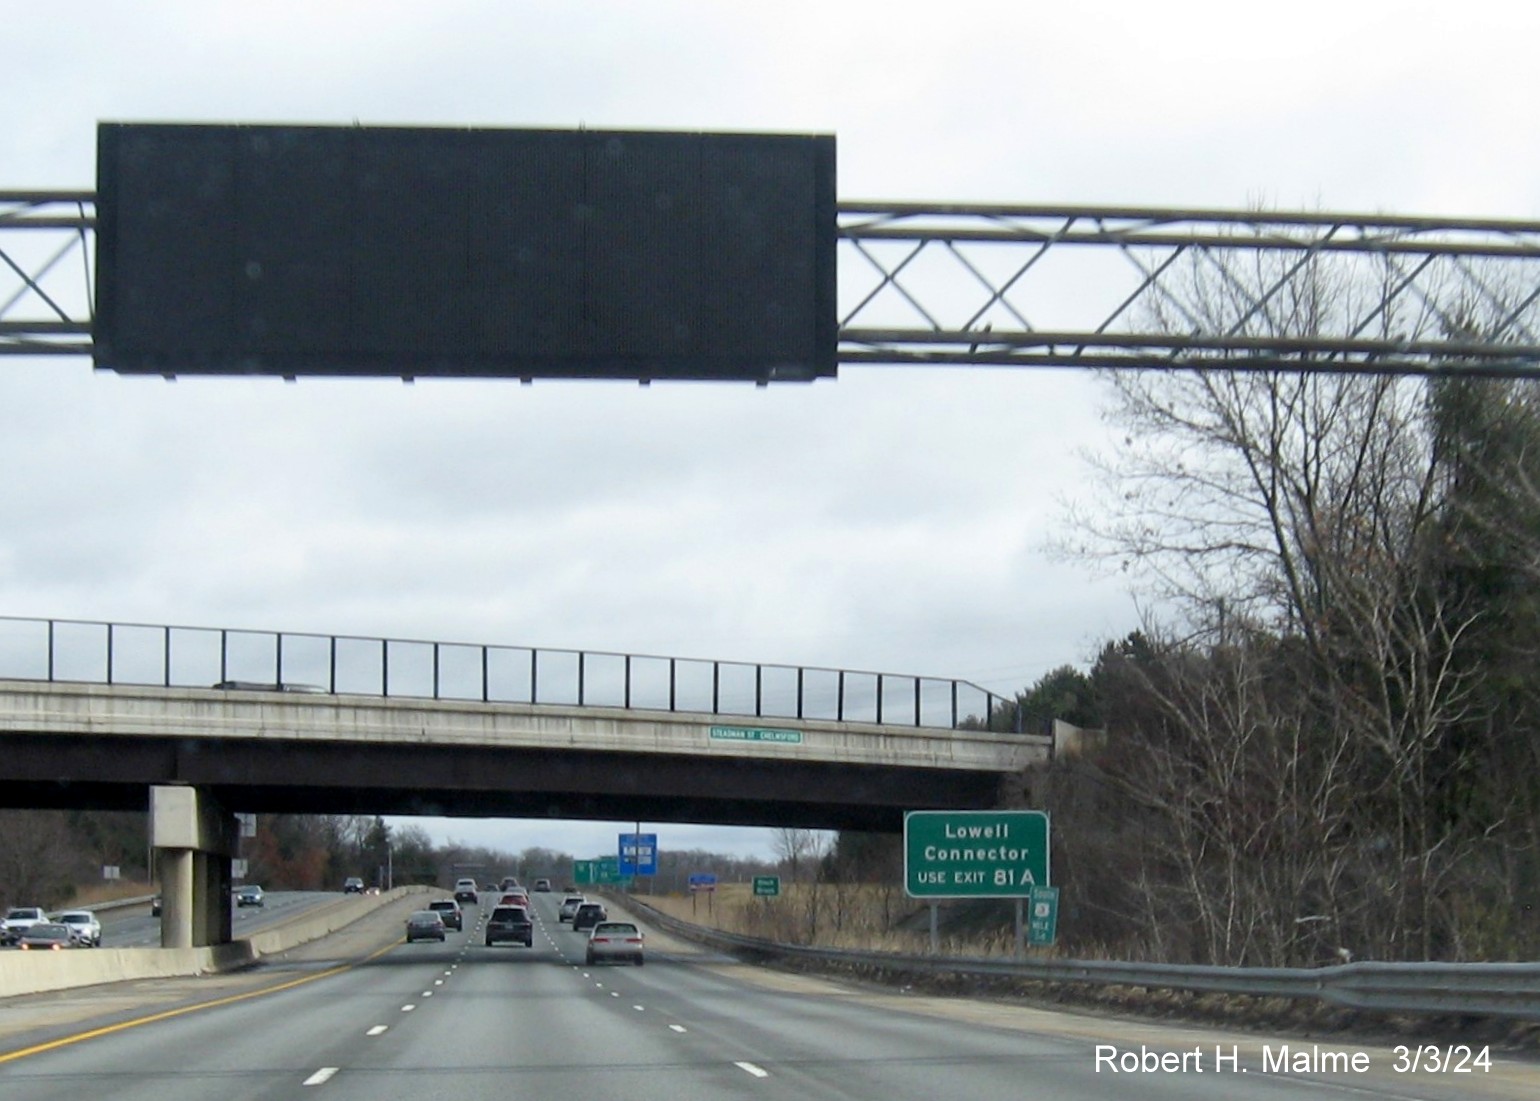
[0,892,1535,1101]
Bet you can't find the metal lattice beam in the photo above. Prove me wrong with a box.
[0,192,94,356]
[837,202,1540,376]
[9,190,1540,376]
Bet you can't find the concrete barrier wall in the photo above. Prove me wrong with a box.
[0,886,431,1000]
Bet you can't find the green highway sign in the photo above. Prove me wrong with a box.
[752,875,781,897]
[1027,885,1060,945]
[904,810,1050,898]
[709,725,803,745]
[574,857,623,885]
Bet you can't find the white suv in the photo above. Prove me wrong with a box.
[0,906,48,946]
[55,910,103,947]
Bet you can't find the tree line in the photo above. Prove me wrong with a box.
[1004,250,1540,966]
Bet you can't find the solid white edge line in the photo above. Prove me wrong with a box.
[303,1066,340,1086]
[735,1062,770,1078]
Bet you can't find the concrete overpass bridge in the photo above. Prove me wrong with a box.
[0,616,1049,948]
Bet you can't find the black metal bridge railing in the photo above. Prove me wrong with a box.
[0,614,1005,731]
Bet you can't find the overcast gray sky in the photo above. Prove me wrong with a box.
[5,0,1537,860]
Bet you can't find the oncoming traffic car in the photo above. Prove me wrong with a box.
[17,922,77,950]
[406,910,447,942]
[55,910,103,947]
[585,921,644,966]
[236,885,265,907]
[0,906,48,946]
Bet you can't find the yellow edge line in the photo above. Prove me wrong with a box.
[0,937,405,1066]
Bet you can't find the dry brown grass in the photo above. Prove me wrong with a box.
[635,882,1030,957]
[66,879,155,907]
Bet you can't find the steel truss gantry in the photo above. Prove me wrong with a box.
[9,190,1540,377]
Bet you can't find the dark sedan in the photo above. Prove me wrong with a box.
[17,922,77,950]
[405,910,447,943]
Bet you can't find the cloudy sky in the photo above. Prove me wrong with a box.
[4,0,1537,860]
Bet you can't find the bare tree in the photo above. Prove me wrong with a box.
[1062,248,1526,961]
[0,810,78,908]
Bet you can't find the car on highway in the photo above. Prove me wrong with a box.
[453,878,479,905]
[427,898,464,931]
[571,902,608,932]
[236,885,265,907]
[558,895,586,922]
[54,909,102,947]
[533,878,552,892]
[484,905,533,947]
[1,906,48,946]
[343,877,365,894]
[17,922,77,950]
[499,876,520,891]
[405,910,446,942]
[585,921,644,966]
[498,889,531,911]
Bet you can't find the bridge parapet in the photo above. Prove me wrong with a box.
[0,681,1048,774]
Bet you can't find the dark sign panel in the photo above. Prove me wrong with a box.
[94,123,836,382]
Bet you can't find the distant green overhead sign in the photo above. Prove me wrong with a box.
[574,856,623,885]
[709,725,803,745]
[904,810,1050,898]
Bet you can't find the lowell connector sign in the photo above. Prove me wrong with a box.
[904,810,1050,898]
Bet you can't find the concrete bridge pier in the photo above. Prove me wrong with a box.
[151,785,237,948]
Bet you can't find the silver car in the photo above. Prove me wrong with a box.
[585,921,644,966]
[558,895,586,922]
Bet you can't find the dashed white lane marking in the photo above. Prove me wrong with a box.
[422,991,433,997]
[366,1025,388,1036]
[303,1066,340,1086]
[434,979,444,986]
[669,1025,687,1033]
[734,1062,769,1079]
[401,1004,416,1012]
[633,1004,645,1011]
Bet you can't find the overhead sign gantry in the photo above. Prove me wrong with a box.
[6,122,1540,378]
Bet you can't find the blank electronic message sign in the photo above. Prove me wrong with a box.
[94,123,836,382]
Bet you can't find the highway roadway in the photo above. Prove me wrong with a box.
[86,890,344,948]
[0,891,1535,1100]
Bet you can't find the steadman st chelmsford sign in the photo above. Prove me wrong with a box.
[904,810,1050,898]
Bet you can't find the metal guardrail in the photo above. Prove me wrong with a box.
[626,899,1540,1022]
[0,614,1006,731]
[84,893,156,913]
